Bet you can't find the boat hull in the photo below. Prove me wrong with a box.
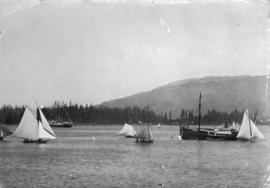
[208,130,238,140]
[181,127,238,141]
[136,138,154,143]
[181,127,208,140]
[23,139,48,144]
[125,135,136,138]
[49,122,73,128]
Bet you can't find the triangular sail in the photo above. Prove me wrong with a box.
[237,110,252,139]
[0,125,12,137]
[37,122,56,140]
[13,107,39,140]
[250,120,265,139]
[133,126,136,136]
[231,121,236,129]
[237,109,264,140]
[39,108,56,137]
[146,125,153,140]
[235,123,241,131]
[119,123,136,137]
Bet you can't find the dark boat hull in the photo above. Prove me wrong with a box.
[23,139,48,144]
[50,122,73,128]
[136,139,154,143]
[181,127,238,141]
[181,127,208,140]
[125,135,136,138]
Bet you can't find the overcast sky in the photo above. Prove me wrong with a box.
[0,0,269,106]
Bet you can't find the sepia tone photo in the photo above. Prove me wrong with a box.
[0,0,270,187]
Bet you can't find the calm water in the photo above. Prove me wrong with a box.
[1,125,270,188]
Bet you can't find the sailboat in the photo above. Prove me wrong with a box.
[231,121,237,130]
[230,121,240,132]
[156,123,161,128]
[0,124,12,141]
[135,124,154,143]
[237,109,265,141]
[235,122,241,131]
[13,106,56,143]
[119,123,136,138]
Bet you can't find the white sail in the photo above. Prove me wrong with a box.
[156,123,161,128]
[137,125,153,141]
[237,110,252,139]
[0,130,3,137]
[13,107,39,140]
[237,109,265,140]
[147,125,154,141]
[119,123,136,137]
[235,122,241,131]
[38,122,56,140]
[136,125,147,139]
[231,121,236,129]
[39,108,56,137]
[250,120,265,139]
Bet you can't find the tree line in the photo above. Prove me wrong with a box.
[0,102,164,124]
[178,108,248,125]
[0,101,249,125]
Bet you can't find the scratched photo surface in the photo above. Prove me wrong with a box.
[0,0,270,187]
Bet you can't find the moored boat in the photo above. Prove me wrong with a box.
[49,121,73,128]
[49,108,73,128]
[180,93,209,140]
[208,128,238,140]
[180,93,239,141]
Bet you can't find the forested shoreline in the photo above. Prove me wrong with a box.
[0,101,254,125]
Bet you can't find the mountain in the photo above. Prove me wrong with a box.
[100,75,270,119]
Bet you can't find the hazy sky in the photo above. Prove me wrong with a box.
[0,0,269,106]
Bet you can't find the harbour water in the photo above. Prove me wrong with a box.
[1,125,270,187]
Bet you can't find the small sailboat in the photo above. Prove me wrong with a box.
[13,106,56,143]
[0,124,12,141]
[119,123,136,138]
[156,123,161,128]
[231,121,237,130]
[135,124,153,143]
[237,109,265,141]
[235,122,241,131]
[231,121,240,131]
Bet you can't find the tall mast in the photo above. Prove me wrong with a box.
[198,93,201,132]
